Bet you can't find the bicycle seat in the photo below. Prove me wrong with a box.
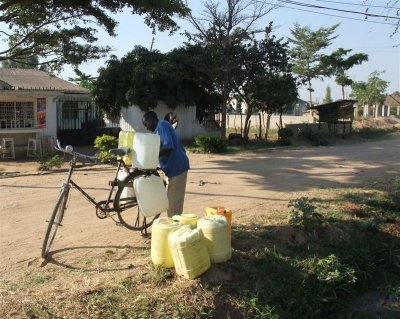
[109,147,131,156]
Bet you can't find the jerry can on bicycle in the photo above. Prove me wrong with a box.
[118,131,135,166]
[117,170,135,199]
[133,133,160,170]
[134,174,168,217]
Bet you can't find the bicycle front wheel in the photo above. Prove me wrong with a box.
[41,187,69,259]
[114,172,160,231]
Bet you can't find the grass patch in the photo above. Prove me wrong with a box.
[36,150,64,171]
[355,126,400,139]
[186,138,283,154]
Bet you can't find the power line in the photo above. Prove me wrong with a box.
[313,0,400,10]
[278,0,400,19]
[273,2,399,25]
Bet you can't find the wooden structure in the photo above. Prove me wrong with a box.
[309,99,356,137]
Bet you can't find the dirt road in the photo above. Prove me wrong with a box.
[0,137,399,272]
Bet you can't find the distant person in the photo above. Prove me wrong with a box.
[142,111,189,217]
[164,112,178,129]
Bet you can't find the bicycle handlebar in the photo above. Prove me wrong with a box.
[55,140,98,163]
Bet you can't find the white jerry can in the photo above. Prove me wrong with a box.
[132,132,160,169]
[133,174,168,217]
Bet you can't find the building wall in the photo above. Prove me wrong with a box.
[119,103,218,140]
[0,92,63,158]
[226,113,316,130]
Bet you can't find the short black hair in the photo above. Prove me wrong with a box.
[143,111,158,123]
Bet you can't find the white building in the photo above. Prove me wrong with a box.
[0,68,91,158]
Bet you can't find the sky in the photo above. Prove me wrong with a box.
[56,0,399,102]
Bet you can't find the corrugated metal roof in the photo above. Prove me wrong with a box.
[385,94,400,106]
[0,68,90,94]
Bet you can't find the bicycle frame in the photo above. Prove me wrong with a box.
[60,150,132,219]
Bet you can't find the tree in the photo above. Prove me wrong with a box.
[320,48,368,99]
[230,25,297,140]
[351,71,389,118]
[1,52,48,71]
[255,73,298,140]
[0,0,189,72]
[186,0,276,137]
[68,69,96,91]
[93,45,219,117]
[323,86,332,103]
[288,23,339,107]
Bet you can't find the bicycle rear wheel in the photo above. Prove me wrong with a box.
[41,187,69,259]
[114,172,160,231]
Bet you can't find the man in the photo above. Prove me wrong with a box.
[142,111,190,217]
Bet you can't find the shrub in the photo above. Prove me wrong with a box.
[36,151,64,171]
[278,127,294,139]
[94,134,118,150]
[277,128,294,146]
[357,127,389,139]
[300,130,330,146]
[288,197,321,226]
[194,135,227,153]
[94,134,118,162]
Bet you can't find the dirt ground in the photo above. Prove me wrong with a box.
[0,137,399,275]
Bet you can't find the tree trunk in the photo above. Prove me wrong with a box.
[233,113,237,134]
[308,79,313,107]
[243,105,252,141]
[261,111,265,138]
[221,93,228,138]
[265,113,272,141]
[258,113,262,139]
[341,85,345,100]
[240,112,243,136]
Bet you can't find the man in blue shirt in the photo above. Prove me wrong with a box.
[142,111,190,217]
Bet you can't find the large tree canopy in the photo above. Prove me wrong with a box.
[0,0,189,72]
[93,45,220,117]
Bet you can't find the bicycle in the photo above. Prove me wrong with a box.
[41,140,163,259]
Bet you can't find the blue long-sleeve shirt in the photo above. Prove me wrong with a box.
[155,120,189,178]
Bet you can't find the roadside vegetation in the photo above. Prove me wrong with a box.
[36,151,64,171]
[2,178,399,318]
[187,119,400,154]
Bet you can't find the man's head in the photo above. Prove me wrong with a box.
[142,111,158,131]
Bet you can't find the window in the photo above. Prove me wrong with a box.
[0,101,34,129]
